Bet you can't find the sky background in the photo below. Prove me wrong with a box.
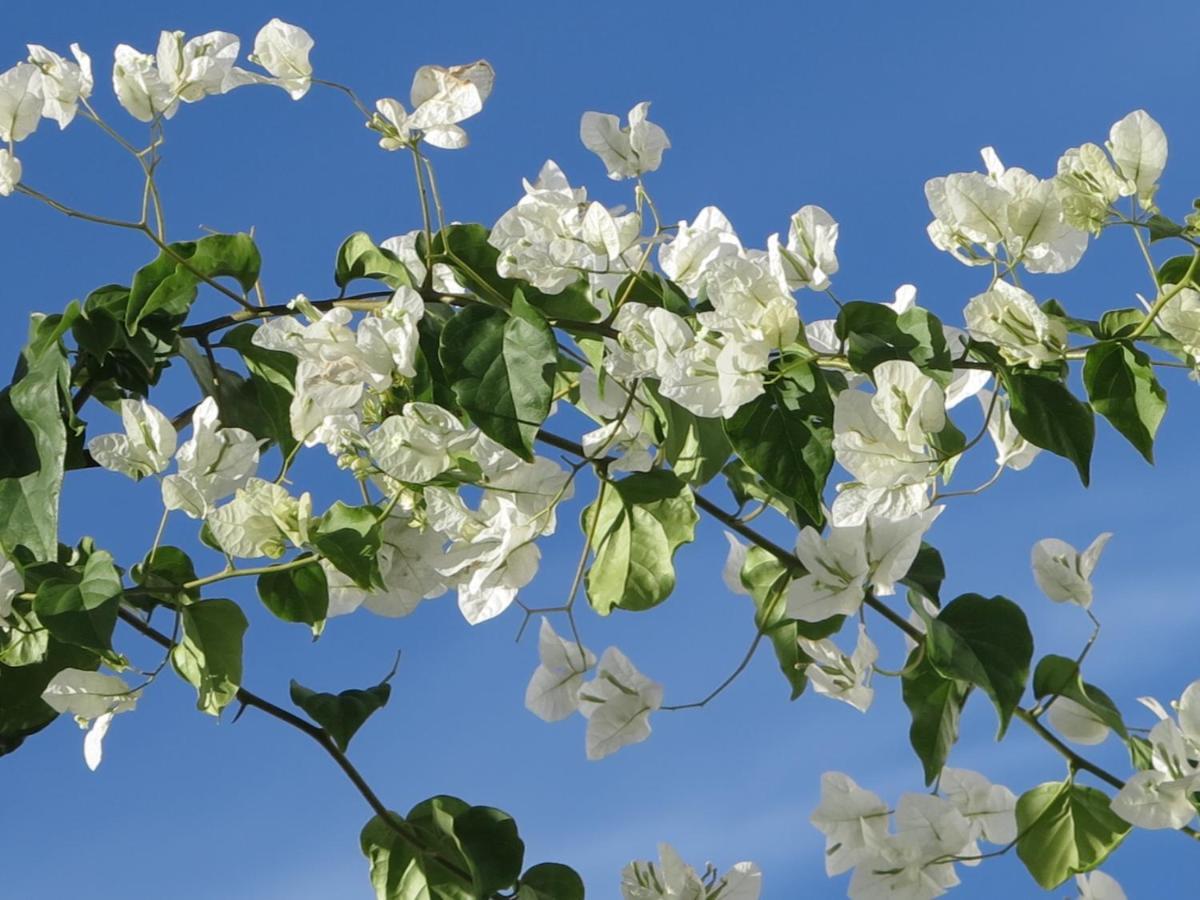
[2,1,1199,897]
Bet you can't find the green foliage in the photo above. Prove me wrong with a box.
[219,324,300,458]
[738,546,821,699]
[517,863,586,900]
[1033,655,1127,738]
[30,547,123,655]
[583,470,698,614]
[900,543,945,604]
[440,292,557,460]
[131,546,200,607]
[924,593,1033,737]
[312,503,383,591]
[127,233,261,332]
[1002,370,1095,485]
[0,638,97,755]
[335,232,413,290]
[289,655,396,751]
[835,301,952,377]
[258,561,329,635]
[0,310,76,561]
[1083,341,1166,462]
[361,795,528,899]
[652,388,731,486]
[1015,781,1130,889]
[724,362,834,526]
[171,599,248,716]
[902,650,970,785]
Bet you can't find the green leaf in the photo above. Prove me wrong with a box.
[583,470,698,614]
[0,310,77,560]
[902,649,970,785]
[925,593,1033,737]
[1083,342,1166,463]
[518,863,585,900]
[259,560,329,635]
[1147,214,1185,242]
[289,655,396,752]
[900,543,945,604]
[312,503,383,591]
[1032,655,1127,739]
[723,363,834,526]
[1015,781,1131,889]
[219,324,300,458]
[439,293,556,460]
[31,550,123,653]
[835,302,952,377]
[610,271,691,316]
[652,387,731,485]
[171,599,248,716]
[189,233,262,292]
[335,232,413,290]
[1003,371,1095,486]
[1157,254,1200,289]
[126,245,199,332]
[427,224,600,322]
[131,546,199,606]
[0,609,49,667]
[361,808,471,900]
[452,806,525,895]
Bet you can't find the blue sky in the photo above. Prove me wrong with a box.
[3,1,1200,897]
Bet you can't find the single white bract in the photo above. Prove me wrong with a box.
[87,398,177,480]
[1030,532,1112,608]
[580,101,670,180]
[41,668,141,770]
[524,618,596,722]
[577,647,662,760]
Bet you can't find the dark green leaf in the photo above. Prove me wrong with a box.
[259,560,328,635]
[902,650,970,785]
[583,471,698,614]
[611,271,691,316]
[518,863,585,900]
[439,293,556,460]
[1083,342,1166,463]
[724,363,834,526]
[0,310,77,560]
[835,302,952,377]
[335,232,413,290]
[1157,254,1200,289]
[1147,214,1185,242]
[653,388,731,485]
[312,503,383,591]
[1033,655,1127,738]
[219,324,300,458]
[126,245,199,332]
[32,550,122,653]
[289,655,396,752]
[925,593,1033,737]
[452,806,525,895]
[189,233,261,292]
[0,638,96,755]
[1015,781,1130,889]
[900,543,945,604]
[1003,372,1095,485]
[171,599,248,716]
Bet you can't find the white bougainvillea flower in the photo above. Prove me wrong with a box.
[1046,696,1111,746]
[0,548,24,618]
[620,843,761,899]
[161,397,260,518]
[870,360,946,453]
[964,280,1067,369]
[809,772,890,876]
[1108,109,1167,212]
[87,398,176,480]
[976,388,1039,471]
[786,507,941,621]
[800,624,878,713]
[1054,142,1133,234]
[938,767,1017,846]
[112,44,175,122]
[1111,680,1200,830]
[768,205,839,291]
[847,793,972,900]
[699,255,800,349]
[1075,871,1128,900]
[323,511,448,618]
[605,303,693,382]
[206,477,312,559]
[580,101,669,180]
[155,30,241,103]
[41,668,141,771]
[577,647,663,760]
[0,63,45,142]
[524,618,596,722]
[381,230,467,294]
[245,18,314,99]
[1157,285,1200,359]
[1031,532,1112,608]
[658,206,743,297]
[658,332,768,419]
[27,43,92,128]
[357,286,425,378]
[369,402,474,484]
[372,60,494,151]
[0,149,19,196]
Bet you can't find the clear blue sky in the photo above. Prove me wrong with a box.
[3,1,1200,897]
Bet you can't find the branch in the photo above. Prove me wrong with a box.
[116,607,480,882]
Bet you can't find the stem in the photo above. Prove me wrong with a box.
[115,607,481,879]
